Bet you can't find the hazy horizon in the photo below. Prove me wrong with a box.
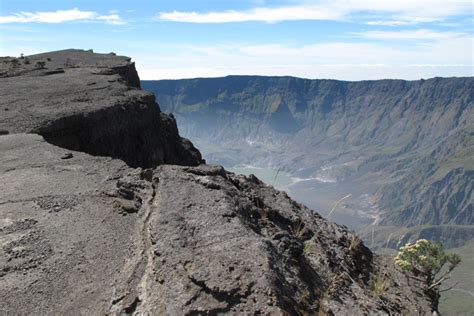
[1,0,472,80]
[140,73,472,81]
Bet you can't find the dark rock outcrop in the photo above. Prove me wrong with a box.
[0,50,433,314]
[0,49,202,168]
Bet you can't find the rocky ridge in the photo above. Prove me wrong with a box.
[0,50,432,314]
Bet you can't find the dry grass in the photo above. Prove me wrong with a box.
[317,292,329,316]
[349,235,362,253]
[326,194,352,220]
[291,219,307,239]
[372,273,389,297]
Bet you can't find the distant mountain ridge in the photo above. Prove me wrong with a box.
[142,76,473,246]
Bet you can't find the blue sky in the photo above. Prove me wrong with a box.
[0,0,472,80]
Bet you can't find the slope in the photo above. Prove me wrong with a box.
[142,76,473,244]
[0,50,434,314]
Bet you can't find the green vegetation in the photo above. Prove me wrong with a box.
[35,61,46,69]
[372,237,473,314]
[303,240,312,256]
[291,219,307,239]
[371,273,389,297]
[348,235,361,253]
[395,239,461,311]
[10,58,20,68]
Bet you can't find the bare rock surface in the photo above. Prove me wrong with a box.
[0,49,202,167]
[0,136,431,315]
[0,50,433,315]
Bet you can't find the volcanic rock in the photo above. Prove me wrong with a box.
[0,50,432,315]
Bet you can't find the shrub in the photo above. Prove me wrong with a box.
[395,239,461,311]
[35,61,46,69]
[290,219,307,239]
[10,58,20,68]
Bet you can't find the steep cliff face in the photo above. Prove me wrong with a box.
[0,49,202,168]
[142,76,473,242]
[143,76,472,156]
[379,167,472,226]
[0,51,434,314]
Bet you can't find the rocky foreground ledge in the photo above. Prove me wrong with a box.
[0,49,201,167]
[0,50,431,314]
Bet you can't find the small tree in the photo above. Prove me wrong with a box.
[395,239,461,312]
[35,61,46,69]
[10,58,20,68]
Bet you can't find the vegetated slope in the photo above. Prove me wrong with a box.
[0,50,433,314]
[142,76,474,246]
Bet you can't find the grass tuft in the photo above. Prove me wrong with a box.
[372,273,389,297]
[349,235,361,253]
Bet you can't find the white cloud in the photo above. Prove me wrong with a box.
[158,6,343,23]
[0,8,125,24]
[132,33,473,80]
[366,20,415,26]
[96,14,126,25]
[0,8,94,23]
[156,0,472,24]
[353,29,469,40]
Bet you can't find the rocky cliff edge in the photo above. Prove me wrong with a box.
[0,50,432,315]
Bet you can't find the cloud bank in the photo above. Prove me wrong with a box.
[0,8,125,25]
[156,0,472,24]
[134,31,473,80]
